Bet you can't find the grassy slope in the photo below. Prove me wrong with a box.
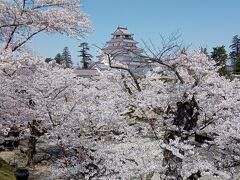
[0,158,15,180]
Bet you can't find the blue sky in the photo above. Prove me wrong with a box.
[31,0,240,65]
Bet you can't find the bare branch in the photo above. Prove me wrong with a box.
[106,53,141,92]
[141,33,185,83]
[12,27,46,52]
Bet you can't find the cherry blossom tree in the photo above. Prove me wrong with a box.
[1,1,240,179]
[0,0,91,52]
[43,50,240,179]
[118,50,240,179]
[1,46,240,179]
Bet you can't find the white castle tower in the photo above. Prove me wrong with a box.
[102,27,143,62]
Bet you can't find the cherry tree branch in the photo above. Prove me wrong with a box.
[12,27,46,52]
[5,0,26,49]
[106,53,141,92]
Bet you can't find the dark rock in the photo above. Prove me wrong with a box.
[32,153,51,164]
[37,145,63,160]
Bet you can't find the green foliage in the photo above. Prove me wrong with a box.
[78,42,92,69]
[233,56,240,74]
[50,47,73,68]
[47,47,72,68]
[62,47,73,68]
[45,58,52,63]
[230,35,240,75]
[0,158,15,180]
[211,46,228,76]
[229,35,240,61]
[54,53,63,65]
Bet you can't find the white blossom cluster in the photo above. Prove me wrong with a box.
[1,48,240,179]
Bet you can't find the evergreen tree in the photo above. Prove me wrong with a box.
[229,35,240,61]
[229,35,240,75]
[78,42,92,69]
[45,58,52,63]
[62,47,73,68]
[54,53,63,64]
[233,56,240,74]
[211,46,228,76]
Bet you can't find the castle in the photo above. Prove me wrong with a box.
[102,27,144,62]
[77,27,151,77]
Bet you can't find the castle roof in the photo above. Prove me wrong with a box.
[102,46,143,52]
[111,27,133,36]
[107,39,138,44]
[102,27,144,59]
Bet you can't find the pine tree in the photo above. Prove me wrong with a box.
[78,42,92,69]
[62,47,73,68]
[211,46,228,76]
[229,35,240,74]
[45,58,52,63]
[233,56,240,74]
[229,35,240,61]
[54,53,63,65]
